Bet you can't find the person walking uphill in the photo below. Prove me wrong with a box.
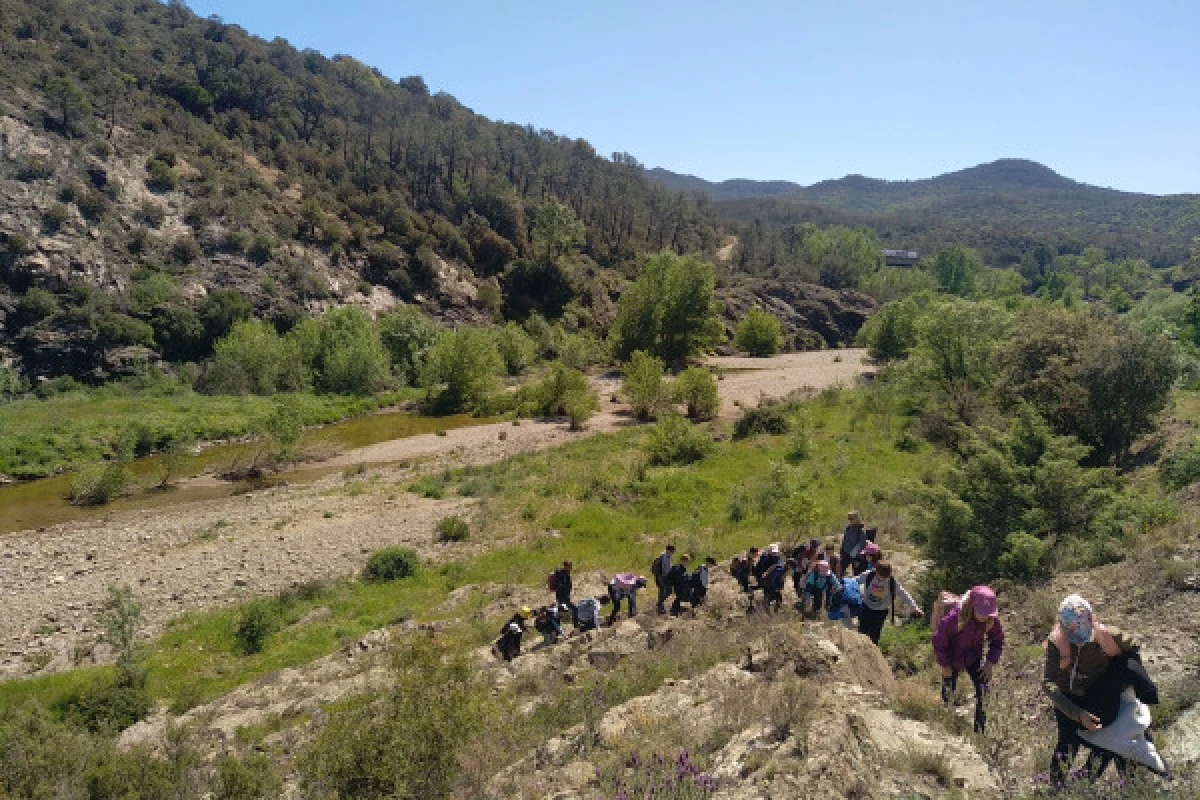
[550,560,575,622]
[1043,594,1159,786]
[839,511,869,577]
[652,544,675,614]
[496,607,531,662]
[856,562,922,644]
[668,554,693,615]
[932,586,1004,734]
[607,573,646,625]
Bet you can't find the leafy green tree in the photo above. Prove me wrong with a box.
[801,225,882,289]
[43,75,91,135]
[531,199,585,262]
[859,267,938,303]
[420,327,503,412]
[924,245,984,297]
[621,350,669,421]
[378,305,439,386]
[733,308,784,357]
[205,319,288,395]
[610,252,723,363]
[901,297,1009,423]
[315,307,392,395]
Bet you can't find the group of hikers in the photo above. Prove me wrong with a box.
[494,510,1170,788]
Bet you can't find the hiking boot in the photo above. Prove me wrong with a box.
[973,704,986,734]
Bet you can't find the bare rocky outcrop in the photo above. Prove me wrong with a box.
[719,279,877,349]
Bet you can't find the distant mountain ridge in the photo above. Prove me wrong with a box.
[649,159,1200,267]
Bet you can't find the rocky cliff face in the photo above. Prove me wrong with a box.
[720,279,876,350]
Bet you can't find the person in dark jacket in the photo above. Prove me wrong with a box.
[1043,594,1146,787]
[667,554,692,615]
[689,556,717,610]
[652,544,676,614]
[496,607,531,661]
[932,586,1004,734]
[753,543,782,585]
[733,546,760,611]
[838,511,868,577]
[552,560,575,623]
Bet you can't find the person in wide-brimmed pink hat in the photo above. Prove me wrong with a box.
[932,586,1005,734]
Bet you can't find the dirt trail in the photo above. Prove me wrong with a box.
[0,350,871,680]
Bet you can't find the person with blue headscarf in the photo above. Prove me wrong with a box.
[1042,594,1163,786]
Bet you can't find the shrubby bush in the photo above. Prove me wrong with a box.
[518,363,599,430]
[492,321,536,375]
[420,327,503,413]
[315,307,392,395]
[212,752,284,800]
[297,639,487,799]
[621,350,669,421]
[674,366,719,421]
[734,308,784,356]
[1161,442,1200,490]
[362,546,420,582]
[378,305,439,386]
[67,462,132,506]
[437,515,470,542]
[646,414,713,466]
[733,403,792,439]
[234,599,280,655]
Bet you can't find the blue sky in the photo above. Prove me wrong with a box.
[186,1,1199,195]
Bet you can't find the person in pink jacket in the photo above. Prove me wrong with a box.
[932,585,1005,734]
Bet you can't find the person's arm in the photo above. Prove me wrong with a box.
[985,619,1005,665]
[931,612,953,669]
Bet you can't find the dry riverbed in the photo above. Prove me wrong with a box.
[1,350,870,679]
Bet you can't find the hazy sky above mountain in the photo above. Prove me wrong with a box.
[187,0,1199,195]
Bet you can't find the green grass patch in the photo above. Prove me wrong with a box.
[0,380,418,479]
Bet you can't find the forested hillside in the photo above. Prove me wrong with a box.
[651,159,1200,269]
[0,0,729,382]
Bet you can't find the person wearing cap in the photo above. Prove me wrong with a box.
[932,586,1005,734]
[838,511,868,577]
[752,543,782,586]
[497,606,532,661]
[1043,594,1143,787]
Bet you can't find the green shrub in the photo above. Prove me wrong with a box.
[212,752,283,800]
[558,330,606,370]
[563,386,600,431]
[492,322,537,375]
[316,307,392,395]
[67,462,131,506]
[674,366,719,421]
[297,639,487,800]
[646,414,713,466]
[520,363,595,418]
[609,251,723,363]
[146,158,179,192]
[171,235,202,264]
[60,683,154,734]
[363,546,420,582]
[378,305,439,386]
[437,516,470,542]
[734,308,784,356]
[621,350,668,421]
[234,600,280,656]
[1161,442,1200,490]
[420,327,503,413]
[733,404,792,439]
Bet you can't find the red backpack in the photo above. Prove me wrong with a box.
[546,571,559,592]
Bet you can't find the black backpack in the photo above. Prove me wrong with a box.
[651,554,666,578]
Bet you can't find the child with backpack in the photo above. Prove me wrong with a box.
[731,547,760,611]
[827,574,863,629]
[932,586,1004,734]
[574,594,609,632]
[855,562,922,644]
[533,603,567,646]
[803,560,837,619]
[548,560,575,623]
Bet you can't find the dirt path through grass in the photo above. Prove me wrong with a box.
[0,350,870,680]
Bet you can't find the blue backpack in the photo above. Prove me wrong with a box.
[829,577,862,617]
